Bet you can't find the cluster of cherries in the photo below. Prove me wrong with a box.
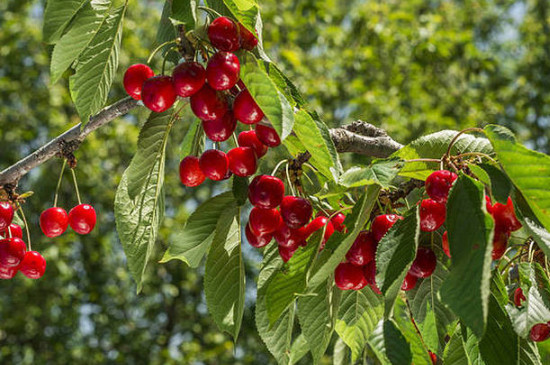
[39,203,96,238]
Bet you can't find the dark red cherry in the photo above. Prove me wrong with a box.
[419,199,446,232]
[234,89,264,124]
[245,224,272,248]
[238,23,258,50]
[442,231,450,257]
[249,207,282,235]
[123,64,154,100]
[238,130,268,158]
[0,202,14,232]
[227,147,257,177]
[141,75,177,113]
[206,52,240,91]
[530,323,550,342]
[40,207,69,238]
[274,224,305,248]
[179,156,206,187]
[492,227,510,260]
[303,216,334,247]
[409,247,437,278]
[363,261,382,294]
[425,170,457,204]
[19,251,46,279]
[255,124,281,147]
[0,265,18,279]
[199,149,229,181]
[208,16,240,52]
[0,223,23,239]
[491,197,522,232]
[331,213,346,232]
[0,237,26,267]
[248,175,285,209]
[202,112,237,142]
[514,287,526,307]
[345,231,376,266]
[172,61,206,97]
[280,196,312,229]
[401,272,418,291]
[190,84,228,121]
[335,262,367,290]
[371,214,403,242]
[278,243,299,262]
[69,204,96,235]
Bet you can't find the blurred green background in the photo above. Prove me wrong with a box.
[1,0,549,363]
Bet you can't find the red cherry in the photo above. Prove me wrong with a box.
[442,231,450,257]
[40,207,69,237]
[0,237,26,267]
[199,150,229,181]
[491,197,522,232]
[0,223,23,239]
[202,112,237,142]
[331,213,346,232]
[19,251,46,279]
[371,214,404,242]
[485,195,494,213]
[409,247,437,278]
[249,207,282,235]
[69,204,97,235]
[234,89,264,124]
[227,147,257,177]
[206,52,240,91]
[303,216,334,247]
[248,175,285,209]
[0,202,14,232]
[278,244,299,262]
[346,231,376,266]
[492,227,510,260]
[190,84,228,121]
[0,265,18,279]
[238,23,258,50]
[401,272,418,291]
[280,196,312,229]
[274,224,305,248]
[141,75,177,113]
[208,16,240,52]
[238,130,268,158]
[179,156,205,187]
[530,323,550,342]
[425,170,458,204]
[514,287,526,307]
[255,124,281,147]
[245,224,272,248]
[419,199,446,232]
[172,61,206,97]
[335,263,367,290]
[429,351,437,365]
[123,64,154,100]
[363,261,382,294]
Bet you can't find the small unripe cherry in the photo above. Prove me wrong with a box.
[491,197,522,232]
[199,150,229,181]
[172,61,206,97]
[345,231,376,266]
[335,263,367,290]
[238,23,258,50]
[227,147,257,177]
[123,64,155,100]
[442,231,450,257]
[274,224,305,248]
[0,202,14,232]
[331,213,346,232]
[0,223,23,239]
[401,272,418,291]
[206,52,240,90]
[202,112,237,142]
[514,287,526,307]
[179,156,205,187]
[141,75,177,113]
[425,170,458,204]
[190,84,228,121]
[280,196,312,229]
[208,16,240,52]
[0,265,18,279]
[248,175,285,209]
[40,207,69,238]
[19,251,46,279]
[419,199,446,232]
[238,130,268,158]
[249,207,282,235]
[255,124,281,147]
[0,237,26,267]
[245,224,272,248]
[371,214,403,242]
[69,204,97,235]
[530,323,550,342]
[234,89,264,124]
[278,243,298,262]
[408,247,437,278]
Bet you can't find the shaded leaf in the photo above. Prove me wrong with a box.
[179,118,204,158]
[339,158,403,189]
[393,298,432,365]
[43,0,88,43]
[289,334,309,365]
[171,0,197,28]
[368,319,412,365]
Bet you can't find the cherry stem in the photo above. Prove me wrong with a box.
[271,159,288,177]
[500,249,528,275]
[147,40,177,65]
[405,158,441,164]
[53,159,67,207]
[71,168,82,205]
[453,152,497,164]
[285,163,296,196]
[444,127,485,159]
[405,299,430,352]
[232,133,239,147]
[17,203,32,251]
[198,6,222,19]
[328,206,353,220]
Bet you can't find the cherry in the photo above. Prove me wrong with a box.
[491,197,522,232]
[202,112,237,142]
[335,263,367,290]
[0,237,26,267]
[331,212,346,232]
[123,64,154,100]
[346,231,376,266]
[69,204,97,235]
[530,323,550,342]
[363,261,382,294]
[206,52,240,91]
[425,170,458,204]
[419,199,446,232]
[303,216,335,246]
[280,196,312,229]
[255,124,281,147]
[238,23,258,50]
[172,61,206,97]
[233,89,264,124]
[190,84,228,121]
[208,16,240,52]
[179,156,206,187]
[245,224,272,248]
[227,147,257,177]
[141,75,177,113]
[492,227,510,260]
[199,150,229,181]
[514,287,526,307]
[274,224,305,248]
[442,231,450,257]
[429,351,437,365]
[248,175,285,209]
[408,247,437,278]
[278,243,299,263]
[371,214,403,242]
[0,223,23,239]
[249,207,282,235]
[238,130,268,158]
[0,265,18,279]
[19,251,46,279]
[401,272,418,291]
[0,202,14,232]
[40,207,69,238]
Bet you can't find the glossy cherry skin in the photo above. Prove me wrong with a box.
[249,207,282,235]
[303,216,334,247]
[274,224,305,248]
[141,76,177,113]
[238,23,258,50]
[208,16,240,52]
[491,197,522,232]
[248,175,285,209]
[363,261,382,294]
[280,196,312,229]
[123,64,154,100]
[331,213,346,232]
[401,272,418,291]
[0,223,23,239]
[278,244,299,263]
[179,156,206,187]
[199,150,229,181]
[238,130,268,158]
[371,214,404,242]
[419,199,446,232]
[245,224,272,248]
[335,263,367,290]
[190,84,228,121]
[206,52,240,91]
[172,61,206,97]
[0,265,18,279]
[19,251,46,279]
[227,147,257,177]
[0,202,14,232]
[408,247,437,278]
[514,287,526,307]
[69,204,97,235]
[234,89,264,124]
[202,112,237,142]
[530,323,550,342]
[442,231,450,257]
[492,227,510,260]
[425,170,458,204]
[0,237,26,268]
[346,231,376,266]
[255,124,281,147]
[40,207,69,238]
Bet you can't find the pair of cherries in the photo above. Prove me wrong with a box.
[40,204,96,237]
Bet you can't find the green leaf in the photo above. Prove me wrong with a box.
[339,159,404,189]
[43,0,88,43]
[179,118,204,158]
[69,5,126,124]
[479,163,513,204]
[268,63,306,107]
[393,299,432,365]
[289,334,309,365]
[222,0,258,34]
[160,192,236,267]
[204,207,245,340]
[443,328,470,365]
[514,190,550,258]
[333,337,350,365]
[156,0,179,65]
[232,176,249,206]
[171,0,197,28]
[440,174,494,337]
[526,264,550,335]
[368,319,413,365]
